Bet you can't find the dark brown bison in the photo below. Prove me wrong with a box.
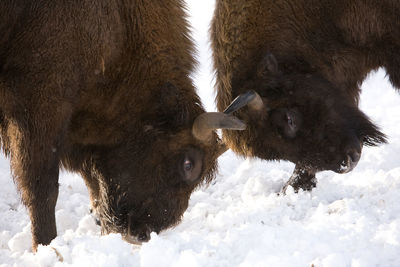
[211,0,394,192]
[0,0,246,250]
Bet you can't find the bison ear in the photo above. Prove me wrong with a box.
[257,53,279,77]
[156,83,190,126]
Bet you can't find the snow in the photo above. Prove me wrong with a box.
[1,1,400,266]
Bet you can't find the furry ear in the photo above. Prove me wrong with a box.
[156,82,193,128]
[257,53,279,77]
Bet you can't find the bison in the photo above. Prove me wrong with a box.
[0,0,246,250]
[211,0,393,192]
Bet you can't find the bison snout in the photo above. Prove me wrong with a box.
[337,148,361,174]
[347,149,361,164]
[123,225,151,245]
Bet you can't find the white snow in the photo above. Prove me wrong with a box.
[1,1,400,266]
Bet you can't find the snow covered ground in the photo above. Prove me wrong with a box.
[1,1,400,266]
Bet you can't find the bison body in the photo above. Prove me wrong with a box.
[211,0,394,190]
[0,0,244,250]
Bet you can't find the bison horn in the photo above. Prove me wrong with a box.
[192,112,246,143]
[223,90,264,115]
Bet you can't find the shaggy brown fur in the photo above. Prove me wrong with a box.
[0,0,235,250]
[211,0,395,190]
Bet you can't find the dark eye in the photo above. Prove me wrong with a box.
[179,148,203,184]
[271,108,302,139]
[284,110,301,138]
[287,113,295,128]
[183,159,193,172]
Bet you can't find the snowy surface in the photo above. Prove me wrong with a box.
[1,1,400,266]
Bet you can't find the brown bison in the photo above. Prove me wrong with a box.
[0,0,246,250]
[211,0,393,192]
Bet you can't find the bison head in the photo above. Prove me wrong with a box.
[224,53,386,182]
[82,86,244,244]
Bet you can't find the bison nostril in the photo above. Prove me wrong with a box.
[123,226,152,244]
[337,148,362,174]
[347,149,361,163]
[138,230,150,242]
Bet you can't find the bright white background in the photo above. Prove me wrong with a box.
[1,1,399,266]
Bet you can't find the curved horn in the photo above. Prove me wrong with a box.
[223,90,264,115]
[192,112,246,143]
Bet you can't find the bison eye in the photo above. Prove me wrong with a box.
[287,115,294,127]
[179,148,203,184]
[183,159,193,172]
[284,110,302,138]
[271,108,302,139]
